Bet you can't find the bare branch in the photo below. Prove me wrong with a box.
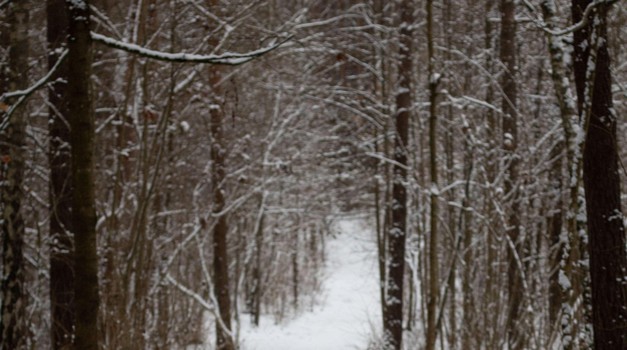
[523,0,619,36]
[91,31,292,65]
[1,49,69,131]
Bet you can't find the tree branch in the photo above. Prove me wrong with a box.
[90,31,292,65]
[523,0,618,36]
[1,49,69,131]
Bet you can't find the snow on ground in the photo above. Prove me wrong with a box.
[238,217,381,350]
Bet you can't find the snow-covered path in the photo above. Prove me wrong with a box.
[239,218,381,350]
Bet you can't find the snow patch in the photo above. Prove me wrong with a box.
[238,218,381,350]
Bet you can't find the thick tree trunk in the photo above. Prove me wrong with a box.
[0,2,29,348]
[572,1,627,348]
[499,1,524,348]
[47,1,75,348]
[541,1,587,346]
[383,1,412,348]
[67,1,100,349]
[209,64,234,350]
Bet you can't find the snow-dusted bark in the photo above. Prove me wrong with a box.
[540,0,590,348]
[90,31,291,65]
[383,1,413,349]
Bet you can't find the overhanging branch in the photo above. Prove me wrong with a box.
[91,31,292,65]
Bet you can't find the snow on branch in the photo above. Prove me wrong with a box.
[1,49,68,102]
[166,273,236,342]
[1,49,69,131]
[523,0,619,36]
[91,31,292,65]
[166,274,215,312]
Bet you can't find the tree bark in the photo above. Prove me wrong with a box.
[572,1,627,348]
[541,1,587,346]
[47,1,75,348]
[426,1,440,349]
[483,2,501,346]
[67,1,100,349]
[499,0,524,348]
[209,64,234,350]
[0,2,29,348]
[383,1,412,348]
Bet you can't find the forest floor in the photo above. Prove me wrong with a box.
[238,217,381,350]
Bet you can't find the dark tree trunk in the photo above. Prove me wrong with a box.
[572,1,627,348]
[0,2,29,348]
[209,64,234,350]
[383,1,412,348]
[499,0,524,348]
[66,1,99,349]
[426,0,439,348]
[47,1,75,348]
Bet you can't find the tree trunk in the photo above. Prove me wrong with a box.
[546,140,564,339]
[499,0,524,348]
[541,1,587,346]
[426,0,440,349]
[383,1,412,348]
[67,1,100,349]
[572,1,627,348]
[0,2,29,348]
[47,1,75,348]
[252,198,265,327]
[209,63,234,350]
[483,2,501,346]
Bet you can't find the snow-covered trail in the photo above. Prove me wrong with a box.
[239,218,381,350]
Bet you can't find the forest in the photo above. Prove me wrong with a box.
[1,0,626,349]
